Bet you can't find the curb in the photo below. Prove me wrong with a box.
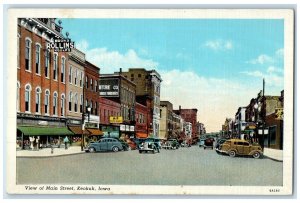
[262,155,283,162]
[17,151,86,158]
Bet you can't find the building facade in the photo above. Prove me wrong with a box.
[66,48,85,126]
[120,68,162,137]
[159,101,174,139]
[175,106,198,142]
[135,102,148,138]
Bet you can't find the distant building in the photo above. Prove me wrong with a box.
[119,68,162,137]
[135,102,148,138]
[159,101,174,139]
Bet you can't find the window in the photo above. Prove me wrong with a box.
[61,94,65,116]
[138,74,141,78]
[95,102,98,116]
[90,101,93,114]
[80,72,83,87]
[17,82,20,111]
[74,93,78,112]
[35,44,41,74]
[53,54,58,80]
[90,79,93,90]
[53,92,58,115]
[25,39,31,71]
[69,66,72,83]
[25,84,31,112]
[45,50,50,78]
[75,69,78,85]
[80,94,83,113]
[45,90,50,114]
[86,76,88,88]
[61,57,65,83]
[69,91,72,111]
[35,87,41,113]
[95,80,98,92]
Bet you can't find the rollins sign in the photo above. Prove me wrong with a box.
[46,38,75,52]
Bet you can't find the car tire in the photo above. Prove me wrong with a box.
[89,147,96,153]
[112,146,119,152]
[252,151,261,159]
[229,150,236,157]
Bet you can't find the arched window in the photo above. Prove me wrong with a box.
[69,65,72,84]
[61,94,65,116]
[74,93,78,112]
[53,92,58,115]
[75,69,78,85]
[61,57,65,83]
[25,84,31,112]
[85,76,88,88]
[17,82,20,112]
[35,44,41,75]
[90,101,93,115]
[45,50,50,78]
[80,94,83,113]
[95,102,98,116]
[95,80,98,92]
[25,38,32,71]
[53,53,58,80]
[35,87,41,113]
[44,90,50,114]
[69,91,72,112]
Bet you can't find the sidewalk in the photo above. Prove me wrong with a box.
[16,146,85,158]
[263,148,283,162]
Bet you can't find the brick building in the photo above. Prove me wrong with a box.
[99,97,121,125]
[119,68,162,137]
[17,18,74,149]
[135,102,148,138]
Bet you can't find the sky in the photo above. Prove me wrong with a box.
[60,18,284,132]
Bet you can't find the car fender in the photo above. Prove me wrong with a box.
[249,150,263,156]
[227,148,237,154]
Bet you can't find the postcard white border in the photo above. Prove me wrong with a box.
[6,8,294,195]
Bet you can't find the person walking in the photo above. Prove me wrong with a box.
[64,136,69,150]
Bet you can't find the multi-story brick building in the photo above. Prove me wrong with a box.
[120,68,162,137]
[135,102,148,138]
[66,48,85,126]
[99,73,136,138]
[84,61,100,129]
[159,101,173,139]
[99,97,121,125]
[174,106,198,142]
[17,18,74,149]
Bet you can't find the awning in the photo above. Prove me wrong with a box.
[87,128,103,136]
[136,132,148,138]
[17,126,74,136]
[68,126,90,135]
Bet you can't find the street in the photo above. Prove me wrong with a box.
[17,146,283,186]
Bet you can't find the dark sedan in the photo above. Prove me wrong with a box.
[85,137,127,153]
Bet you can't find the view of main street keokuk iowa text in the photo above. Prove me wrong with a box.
[16,17,284,186]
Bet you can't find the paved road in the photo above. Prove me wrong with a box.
[17,146,282,186]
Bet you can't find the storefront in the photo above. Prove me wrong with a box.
[100,125,120,138]
[17,126,74,150]
[120,124,135,139]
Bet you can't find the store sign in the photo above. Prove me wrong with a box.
[109,116,123,124]
[129,126,135,132]
[120,124,135,132]
[47,38,75,52]
[99,78,119,97]
[120,124,125,131]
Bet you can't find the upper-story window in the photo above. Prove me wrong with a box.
[17,82,20,112]
[75,69,78,86]
[90,79,93,90]
[69,65,72,84]
[25,38,32,71]
[53,53,58,80]
[80,94,83,113]
[74,93,78,112]
[35,87,41,113]
[86,76,88,88]
[25,84,31,112]
[17,34,20,68]
[80,72,83,87]
[61,94,65,116]
[61,57,65,83]
[35,44,41,75]
[44,90,50,115]
[69,91,73,112]
[53,92,58,115]
[95,80,98,92]
[45,50,50,78]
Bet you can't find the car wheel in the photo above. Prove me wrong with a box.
[89,147,96,153]
[252,151,261,159]
[112,146,119,152]
[139,150,142,154]
[229,150,236,157]
[216,151,221,154]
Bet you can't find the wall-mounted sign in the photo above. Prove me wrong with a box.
[47,38,75,52]
[109,116,123,124]
[99,78,119,97]
[120,124,125,131]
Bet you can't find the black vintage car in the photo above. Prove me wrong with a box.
[204,138,214,149]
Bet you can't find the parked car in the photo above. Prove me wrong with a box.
[167,139,180,149]
[133,138,146,149]
[198,138,206,147]
[125,138,137,150]
[215,138,228,150]
[139,141,160,154]
[216,139,263,159]
[145,138,162,149]
[85,137,127,153]
[204,138,214,149]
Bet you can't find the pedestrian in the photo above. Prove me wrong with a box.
[64,136,69,150]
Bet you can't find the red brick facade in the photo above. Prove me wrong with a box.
[99,97,121,125]
[135,102,148,137]
[17,23,68,119]
[178,108,198,139]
